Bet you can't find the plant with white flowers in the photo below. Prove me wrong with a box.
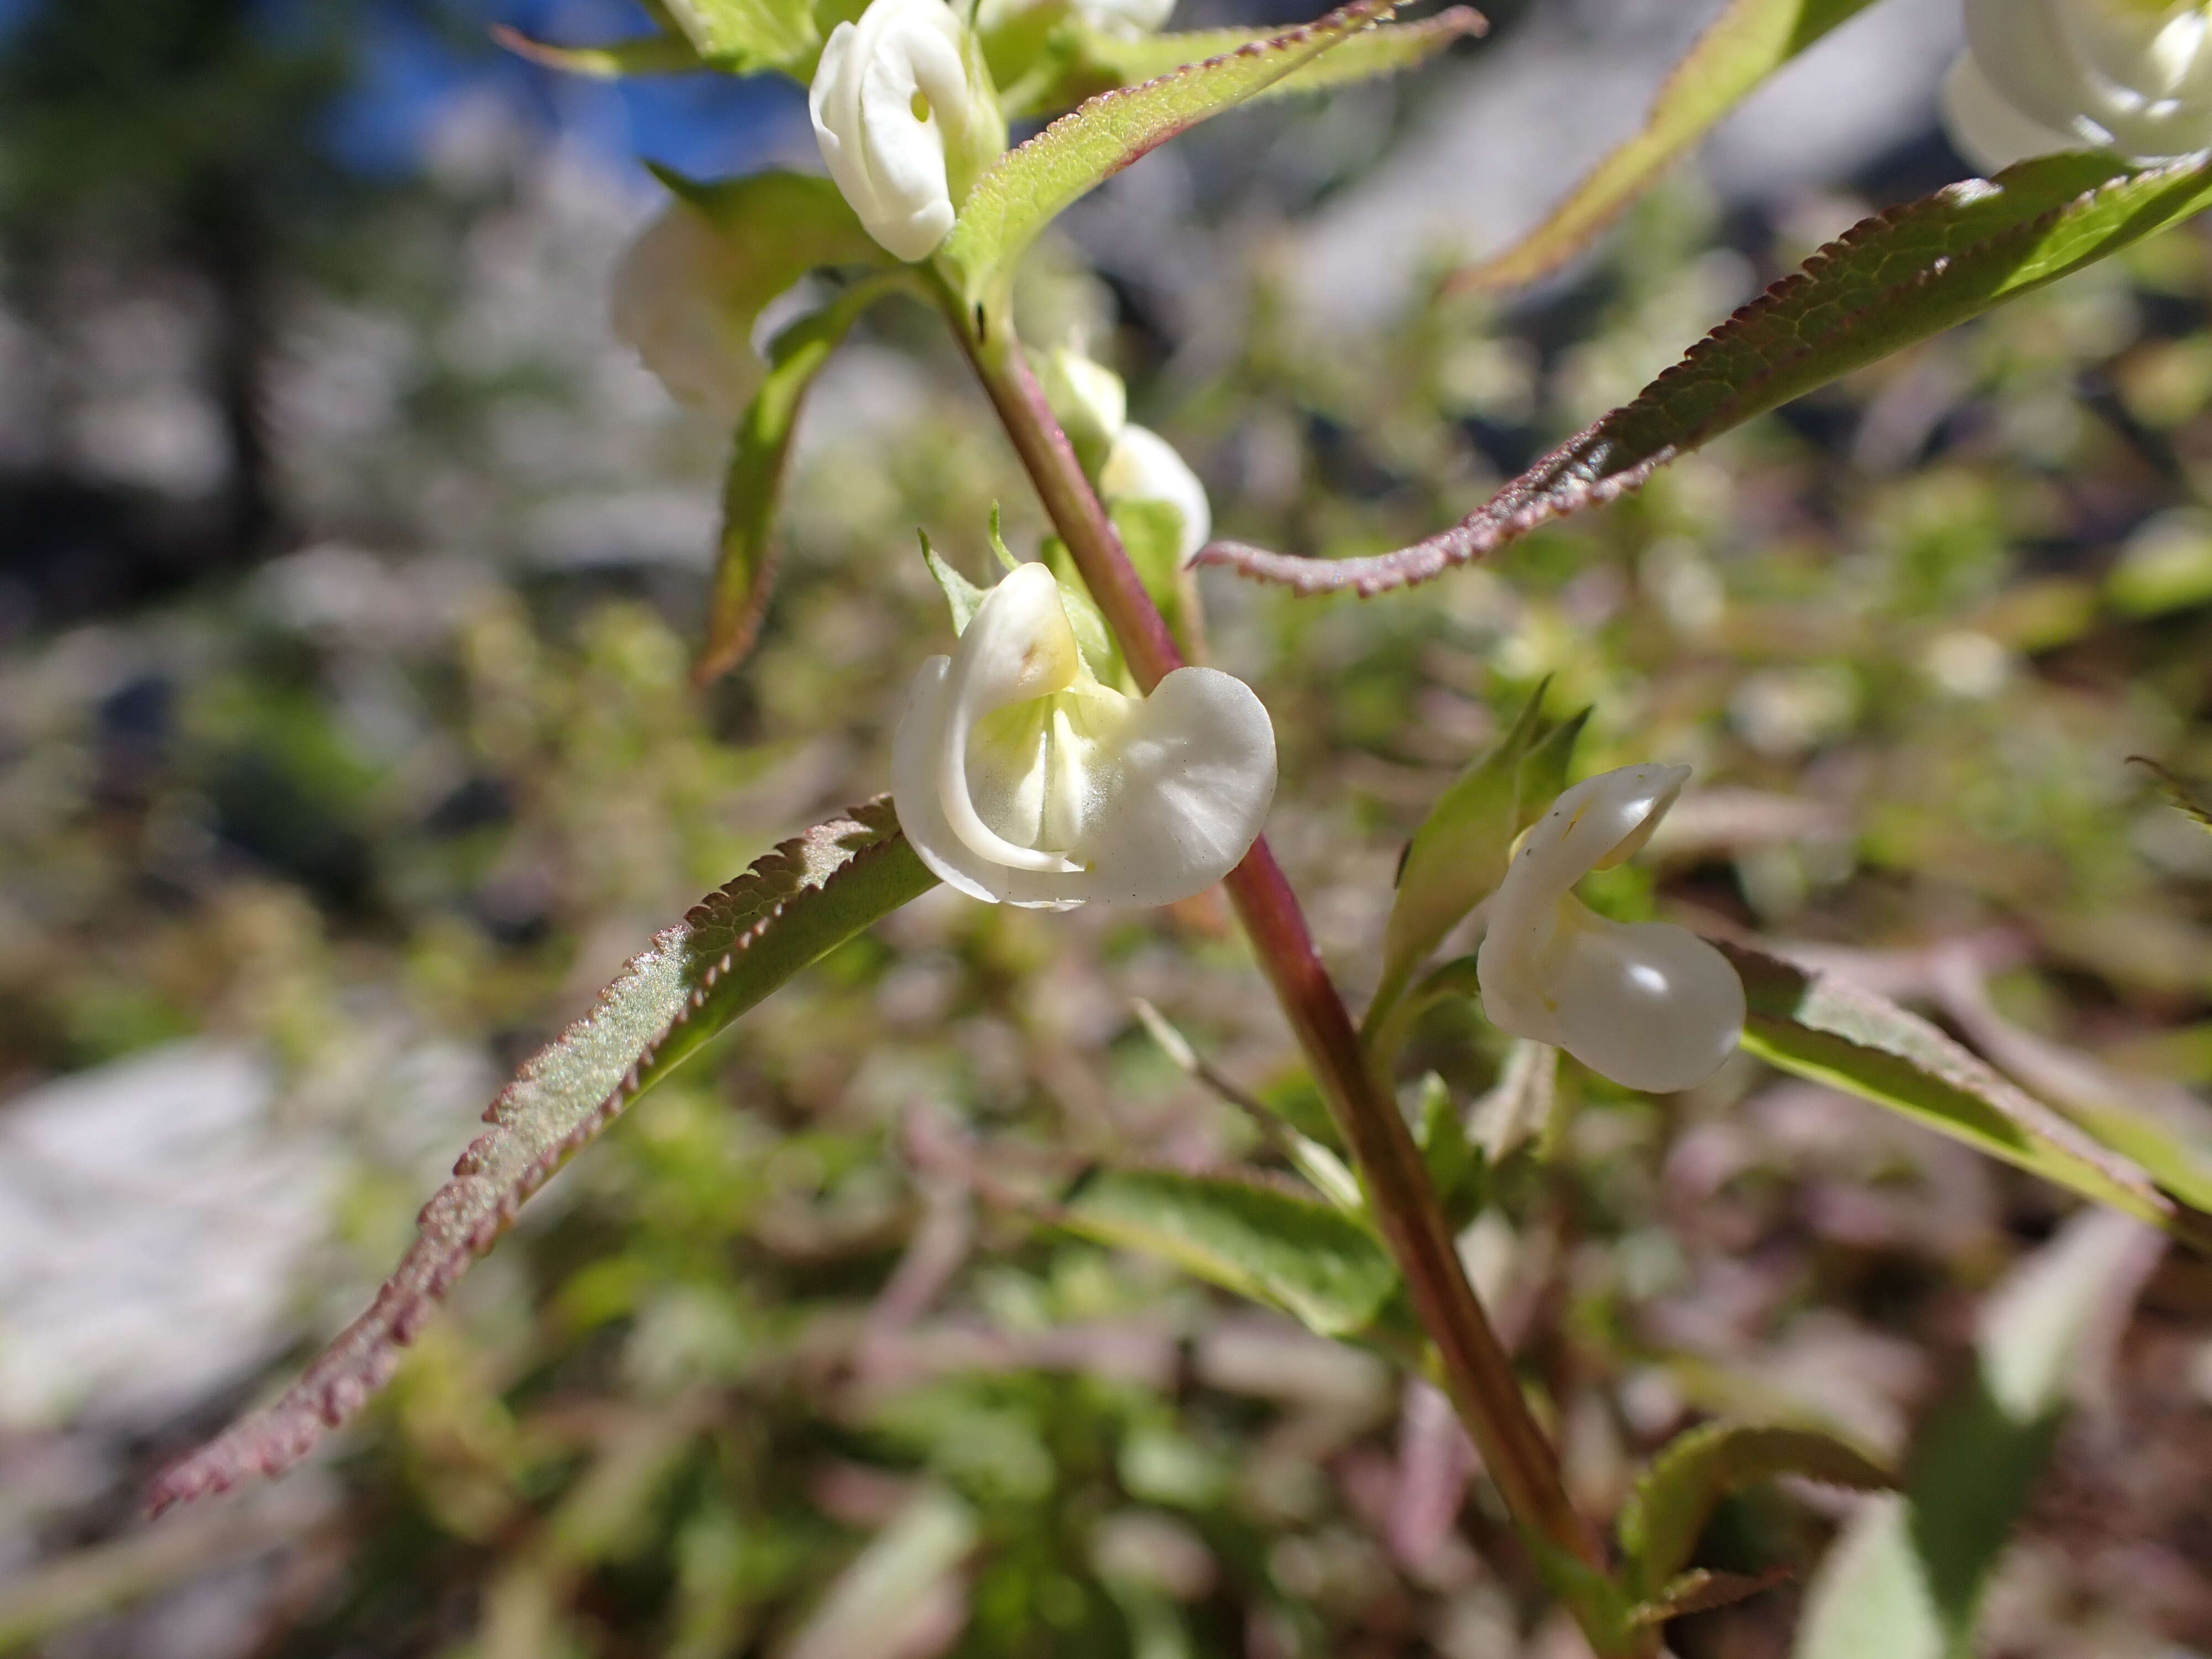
[1943,0,2212,169]
[1477,765,1745,1094]
[168,6,2212,1653]
[893,561,1274,907]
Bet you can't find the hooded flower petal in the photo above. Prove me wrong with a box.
[892,562,1275,908]
[810,0,985,261]
[1948,0,2212,166]
[608,202,765,419]
[1476,764,1745,1093]
[1100,424,1212,565]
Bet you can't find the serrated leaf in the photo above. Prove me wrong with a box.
[697,274,906,684]
[1794,1210,2159,1659]
[491,24,706,77]
[147,801,936,1514]
[1365,685,1585,1041]
[1620,1422,1892,1597]
[1453,0,1878,293]
[1007,8,1485,118]
[1059,1166,1398,1338]
[1202,151,2212,596]
[942,0,1400,309]
[1722,941,2212,1248]
[661,0,817,72]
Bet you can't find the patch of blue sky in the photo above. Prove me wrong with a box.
[322,0,810,184]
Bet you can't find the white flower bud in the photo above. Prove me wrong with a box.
[1944,0,2212,170]
[810,0,993,262]
[893,562,1276,908]
[608,202,765,419]
[1476,764,1745,1093]
[1040,345,1128,462]
[1100,424,1212,566]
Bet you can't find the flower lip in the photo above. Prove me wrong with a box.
[1476,764,1744,1094]
[891,559,1277,909]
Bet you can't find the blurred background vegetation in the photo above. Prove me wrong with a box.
[2,0,2210,1654]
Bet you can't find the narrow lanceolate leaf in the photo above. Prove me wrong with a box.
[1014,8,1485,117]
[491,24,705,77]
[148,802,936,1514]
[1619,1422,1892,1598]
[1202,150,2212,596]
[696,275,910,685]
[942,0,1400,309]
[1722,942,2212,1248]
[1452,0,1877,293]
[1058,1166,1399,1339]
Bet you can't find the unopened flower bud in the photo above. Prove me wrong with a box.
[1101,424,1212,566]
[1040,345,1128,468]
[1943,0,2212,170]
[810,0,1001,262]
[893,562,1275,907]
[1476,765,1745,1093]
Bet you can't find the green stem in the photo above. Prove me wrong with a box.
[932,271,1626,1635]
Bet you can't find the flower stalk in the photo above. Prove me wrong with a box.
[930,269,1631,1644]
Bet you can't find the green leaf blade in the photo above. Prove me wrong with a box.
[943,0,1399,307]
[1454,0,1879,293]
[1060,1166,1399,1338]
[1723,942,2212,1248]
[1202,151,2212,596]
[661,0,818,72]
[696,274,907,684]
[147,801,937,1514]
[1022,7,1484,116]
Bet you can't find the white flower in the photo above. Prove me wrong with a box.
[810,0,992,262]
[892,562,1276,908]
[608,202,765,419]
[1943,0,2212,171]
[1101,424,1212,565]
[1476,764,1745,1093]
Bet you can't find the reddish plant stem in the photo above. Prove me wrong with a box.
[942,283,1611,1592]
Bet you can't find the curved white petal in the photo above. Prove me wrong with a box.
[891,562,1275,909]
[608,204,764,418]
[1100,424,1211,565]
[1477,764,1745,1093]
[1942,53,2084,173]
[1961,0,2212,161]
[1062,666,1276,906]
[808,0,973,261]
